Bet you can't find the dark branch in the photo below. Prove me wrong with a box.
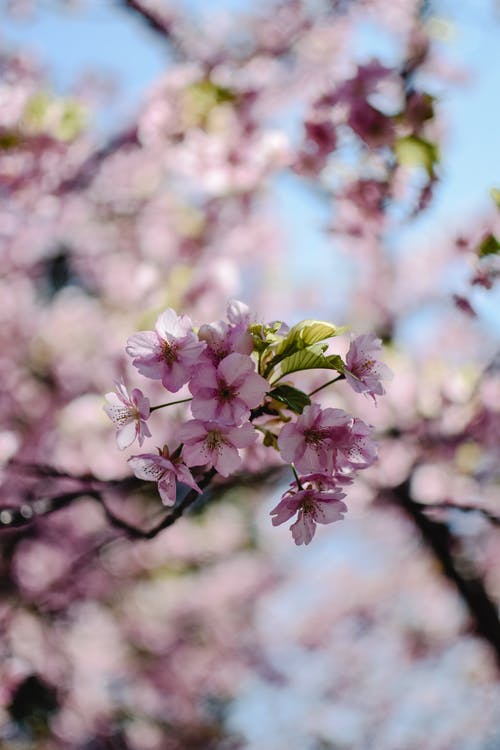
[118,0,174,38]
[390,480,500,667]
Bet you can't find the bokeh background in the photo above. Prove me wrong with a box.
[2,1,500,748]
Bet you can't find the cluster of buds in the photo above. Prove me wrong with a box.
[104,301,391,545]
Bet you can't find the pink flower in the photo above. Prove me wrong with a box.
[226,299,251,327]
[126,308,206,392]
[270,474,347,545]
[331,417,377,471]
[178,419,257,477]
[189,352,268,425]
[198,299,254,366]
[278,403,352,474]
[198,320,254,366]
[345,334,392,401]
[128,448,201,506]
[104,381,151,450]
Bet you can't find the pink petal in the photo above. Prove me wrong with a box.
[225,422,257,448]
[218,352,253,385]
[116,421,137,450]
[313,500,347,524]
[214,443,242,477]
[131,389,151,417]
[126,331,159,358]
[290,512,316,545]
[128,456,165,482]
[236,371,268,408]
[189,364,218,393]
[158,474,177,505]
[178,420,208,443]
[182,440,212,468]
[175,463,202,494]
[155,308,193,339]
[270,497,300,526]
[137,421,152,446]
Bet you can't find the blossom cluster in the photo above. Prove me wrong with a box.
[105,301,391,544]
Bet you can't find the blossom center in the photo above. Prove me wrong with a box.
[162,339,178,364]
[206,429,223,451]
[218,381,237,402]
[304,427,330,445]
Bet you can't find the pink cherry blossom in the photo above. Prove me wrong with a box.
[270,474,348,545]
[345,333,392,401]
[198,299,254,366]
[128,448,201,506]
[103,381,151,450]
[189,352,268,425]
[178,419,257,477]
[126,308,206,392]
[226,299,252,328]
[331,417,378,471]
[278,403,352,474]
[198,319,254,366]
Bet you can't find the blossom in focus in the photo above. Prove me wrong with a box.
[270,473,348,545]
[344,333,392,401]
[128,448,201,506]
[178,419,257,477]
[278,403,351,474]
[198,319,254,365]
[103,381,151,450]
[189,352,268,425]
[331,417,377,471]
[198,299,254,366]
[126,308,206,392]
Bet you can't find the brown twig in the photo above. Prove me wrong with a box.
[389,480,500,667]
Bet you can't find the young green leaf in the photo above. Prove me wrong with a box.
[276,345,345,379]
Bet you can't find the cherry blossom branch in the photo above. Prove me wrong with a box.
[118,0,174,39]
[389,479,500,667]
[0,463,284,540]
[308,374,345,397]
[150,397,192,412]
[56,127,139,194]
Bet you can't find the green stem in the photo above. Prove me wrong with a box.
[291,464,303,490]
[150,397,192,412]
[308,374,344,397]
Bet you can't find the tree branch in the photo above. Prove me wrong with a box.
[118,0,174,39]
[389,480,500,667]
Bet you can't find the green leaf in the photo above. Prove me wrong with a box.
[272,319,342,359]
[395,135,439,176]
[478,234,500,258]
[250,321,283,353]
[268,385,311,414]
[490,188,500,209]
[277,345,345,379]
[263,320,346,378]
